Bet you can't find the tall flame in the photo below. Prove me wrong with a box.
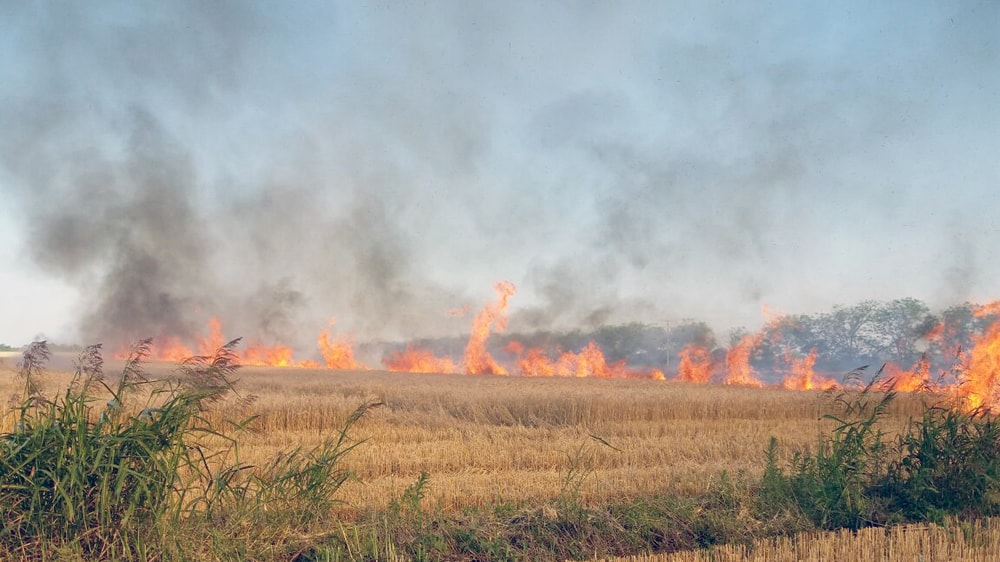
[463,281,516,375]
[317,327,368,370]
[198,317,226,357]
[958,301,1000,411]
[724,331,765,387]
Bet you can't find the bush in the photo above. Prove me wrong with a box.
[0,340,373,560]
[762,370,1000,530]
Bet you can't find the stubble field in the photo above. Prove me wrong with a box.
[0,359,921,514]
[2,355,986,561]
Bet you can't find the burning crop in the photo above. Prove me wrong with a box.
[109,288,1000,412]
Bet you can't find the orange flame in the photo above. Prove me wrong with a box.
[243,343,297,367]
[956,301,1000,411]
[317,328,367,370]
[508,340,664,380]
[781,349,838,391]
[464,281,516,375]
[883,356,933,393]
[148,336,193,363]
[383,346,457,374]
[198,317,226,357]
[676,344,713,383]
[724,331,765,387]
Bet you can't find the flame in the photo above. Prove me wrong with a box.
[103,286,1000,406]
[198,317,226,356]
[463,281,516,375]
[317,328,367,370]
[724,331,765,387]
[117,317,321,368]
[676,344,713,383]
[243,343,296,367]
[508,340,664,380]
[883,356,933,393]
[781,349,838,391]
[383,346,457,374]
[956,301,1000,411]
[149,336,193,363]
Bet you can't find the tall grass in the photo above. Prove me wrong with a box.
[761,369,1000,531]
[0,340,373,560]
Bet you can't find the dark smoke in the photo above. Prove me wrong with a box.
[1,2,998,347]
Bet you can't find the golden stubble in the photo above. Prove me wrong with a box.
[0,360,926,516]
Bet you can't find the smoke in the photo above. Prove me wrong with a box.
[1,2,998,347]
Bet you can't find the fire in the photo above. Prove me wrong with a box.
[957,301,1000,411]
[507,341,555,377]
[508,340,664,380]
[676,344,713,383]
[149,336,193,363]
[198,318,226,357]
[883,356,933,393]
[463,281,516,375]
[119,317,309,368]
[383,346,457,374]
[243,343,296,367]
[724,331,765,387]
[781,349,838,391]
[317,328,367,370]
[105,284,1000,406]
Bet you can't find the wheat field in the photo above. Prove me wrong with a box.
[0,355,983,560]
[599,518,1000,562]
[0,358,927,514]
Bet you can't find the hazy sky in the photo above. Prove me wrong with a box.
[1,1,998,349]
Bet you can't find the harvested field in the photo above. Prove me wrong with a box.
[600,518,1000,562]
[0,360,927,514]
[0,361,924,515]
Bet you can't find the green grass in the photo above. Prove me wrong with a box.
[760,370,1000,530]
[0,340,375,561]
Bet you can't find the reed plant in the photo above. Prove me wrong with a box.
[761,367,1000,532]
[0,340,372,560]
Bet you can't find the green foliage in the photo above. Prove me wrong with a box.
[876,405,1000,523]
[0,340,372,560]
[785,380,894,529]
[762,373,1000,531]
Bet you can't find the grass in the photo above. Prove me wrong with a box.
[0,341,376,561]
[0,347,996,560]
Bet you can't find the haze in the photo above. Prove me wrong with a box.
[1,2,997,349]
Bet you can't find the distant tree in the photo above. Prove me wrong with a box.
[592,323,668,364]
[867,298,933,364]
[668,320,716,350]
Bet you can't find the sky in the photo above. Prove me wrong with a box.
[0,1,998,350]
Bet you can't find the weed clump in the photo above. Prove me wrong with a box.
[0,340,372,560]
[761,367,1000,531]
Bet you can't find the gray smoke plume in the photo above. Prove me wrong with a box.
[1,2,998,348]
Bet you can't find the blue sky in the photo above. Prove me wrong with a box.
[1,1,998,348]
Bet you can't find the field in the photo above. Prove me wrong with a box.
[218,367,920,513]
[0,352,995,561]
[603,518,1000,561]
[0,357,918,513]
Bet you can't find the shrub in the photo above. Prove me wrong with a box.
[762,368,1000,530]
[0,340,373,560]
